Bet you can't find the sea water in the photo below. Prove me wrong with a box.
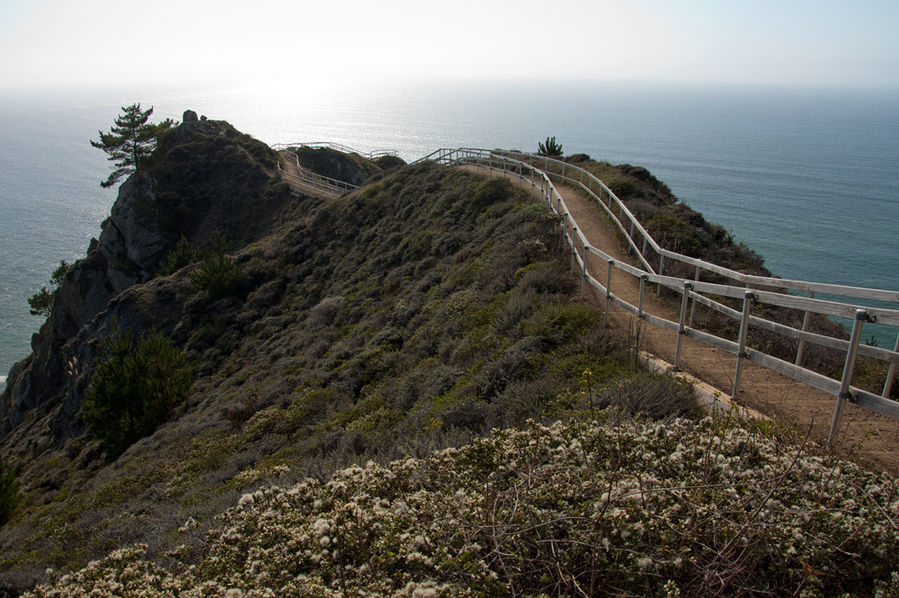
[2,80,898,388]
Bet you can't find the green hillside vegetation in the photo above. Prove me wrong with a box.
[2,121,897,596]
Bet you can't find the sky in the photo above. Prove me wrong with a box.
[1,0,898,91]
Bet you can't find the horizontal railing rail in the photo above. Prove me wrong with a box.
[497,150,899,304]
[272,142,398,160]
[420,148,899,447]
[276,150,359,197]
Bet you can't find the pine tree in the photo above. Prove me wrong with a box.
[27,260,70,317]
[90,103,173,188]
[83,323,192,458]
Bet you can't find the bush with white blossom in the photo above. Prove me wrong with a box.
[29,414,899,597]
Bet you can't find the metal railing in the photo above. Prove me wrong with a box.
[419,148,899,448]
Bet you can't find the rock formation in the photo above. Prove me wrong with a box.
[0,111,292,442]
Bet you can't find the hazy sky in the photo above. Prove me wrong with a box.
[1,0,898,90]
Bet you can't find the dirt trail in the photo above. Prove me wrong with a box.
[493,168,899,474]
[277,150,342,199]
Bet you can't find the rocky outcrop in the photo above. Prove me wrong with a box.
[295,146,382,186]
[0,172,164,437]
[0,111,294,442]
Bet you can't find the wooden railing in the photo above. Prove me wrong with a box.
[418,148,899,447]
[275,150,358,197]
[272,142,398,160]
[272,142,399,198]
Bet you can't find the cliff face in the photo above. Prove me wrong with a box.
[0,111,293,442]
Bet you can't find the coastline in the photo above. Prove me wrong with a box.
[1,83,898,378]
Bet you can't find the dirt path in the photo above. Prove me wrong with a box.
[491,168,899,474]
[277,151,343,199]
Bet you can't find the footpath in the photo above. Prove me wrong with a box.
[502,170,899,475]
[278,156,899,474]
[277,151,344,199]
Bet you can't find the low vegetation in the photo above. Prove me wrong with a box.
[0,459,17,525]
[28,416,899,596]
[189,232,242,299]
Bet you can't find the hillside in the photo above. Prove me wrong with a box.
[1,115,896,596]
[536,154,854,379]
[0,114,681,593]
[25,418,899,596]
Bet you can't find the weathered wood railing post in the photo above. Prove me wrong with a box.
[675,282,692,369]
[884,333,898,398]
[638,276,647,319]
[580,245,588,300]
[827,309,871,450]
[795,290,815,366]
[689,265,700,326]
[732,291,756,399]
[570,226,578,273]
[604,260,613,328]
[635,275,648,363]
[656,255,665,297]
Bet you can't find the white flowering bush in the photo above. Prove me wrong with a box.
[28,414,899,597]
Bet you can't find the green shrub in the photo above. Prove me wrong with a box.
[597,374,701,420]
[190,232,241,299]
[161,235,197,274]
[471,177,511,210]
[0,459,18,525]
[191,255,241,299]
[83,324,192,458]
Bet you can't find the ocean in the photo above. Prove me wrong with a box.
[2,79,898,388]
